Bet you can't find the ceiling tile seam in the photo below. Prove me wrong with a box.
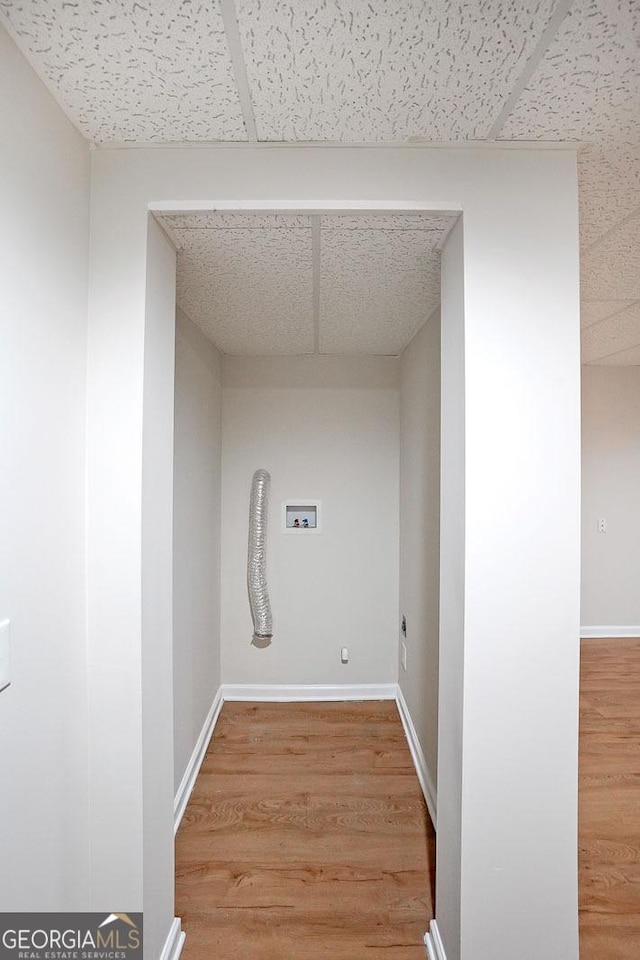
[487,0,576,140]
[583,206,640,255]
[581,300,640,331]
[586,336,640,363]
[312,216,321,354]
[218,0,258,141]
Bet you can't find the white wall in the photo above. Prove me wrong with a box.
[221,356,400,685]
[141,216,178,960]
[86,143,580,960]
[438,219,466,958]
[173,309,222,791]
[581,365,640,631]
[0,24,90,908]
[450,179,580,959]
[398,313,441,795]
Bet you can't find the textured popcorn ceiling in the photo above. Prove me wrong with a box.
[159,211,456,356]
[2,0,640,360]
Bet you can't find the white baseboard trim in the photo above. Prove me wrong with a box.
[581,625,640,639]
[220,682,398,702]
[395,686,437,829]
[159,918,185,960]
[424,921,447,960]
[173,686,224,834]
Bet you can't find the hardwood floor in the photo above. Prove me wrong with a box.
[175,700,435,959]
[579,638,640,959]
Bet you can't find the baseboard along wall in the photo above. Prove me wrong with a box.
[580,625,640,639]
[159,919,185,960]
[424,921,447,960]
[395,685,438,828]
[173,686,224,834]
[220,682,398,702]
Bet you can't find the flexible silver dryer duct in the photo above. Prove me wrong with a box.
[247,468,273,648]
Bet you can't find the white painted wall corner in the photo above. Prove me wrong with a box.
[423,921,447,960]
[173,687,224,834]
[159,919,185,960]
[395,686,437,828]
[580,626,640,639]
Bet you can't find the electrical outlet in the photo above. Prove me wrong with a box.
[401,642,407,671]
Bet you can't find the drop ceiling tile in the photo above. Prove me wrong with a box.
[320,229,441,355]
[158,213,312,237]
[320,213,458,245]
[158,213,312,250]
[581,215,640,301]
[1,0,247,142]
[500,0,640,142]
[319,214,457,230]
[176,228,314,355]
[579,144,640,250]
[236,0,556,141]
[581,300,637,327]
[581,301,640,362]
[594,343,640,364]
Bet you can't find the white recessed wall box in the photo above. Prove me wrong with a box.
[283,500,321,534]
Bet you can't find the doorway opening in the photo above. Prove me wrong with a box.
[147,201,459,957]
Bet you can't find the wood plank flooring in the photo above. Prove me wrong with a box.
[175,700,435,959]
[579,638,640,960]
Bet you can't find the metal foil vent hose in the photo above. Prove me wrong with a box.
[247,468,273,648]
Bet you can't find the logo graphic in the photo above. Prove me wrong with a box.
[0,913,143,960]
[99,915,138,930]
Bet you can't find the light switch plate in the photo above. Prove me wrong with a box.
[0,620,11,692]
